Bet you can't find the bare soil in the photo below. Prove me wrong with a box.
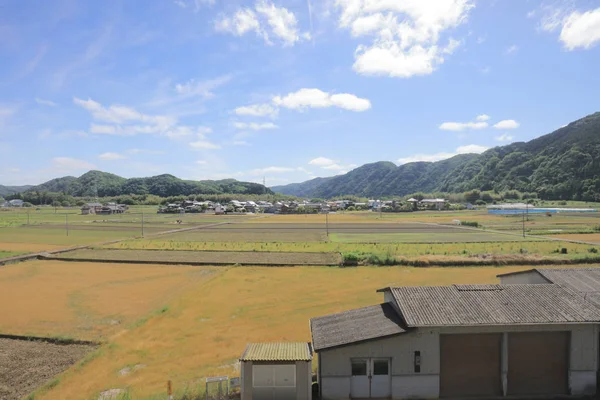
[0,338,94,400]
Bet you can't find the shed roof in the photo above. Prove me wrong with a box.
[240,343,312,362]
[310,303,407,351]
[499,268,600,308]
[383,284,600,327]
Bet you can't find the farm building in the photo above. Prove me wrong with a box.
[81,202,103,215]
[310,283,600,399]
[240,342,312,400]
[498,267,600,305]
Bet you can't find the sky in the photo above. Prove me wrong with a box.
[1,0,600,187]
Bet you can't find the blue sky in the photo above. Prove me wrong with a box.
[1,0,600,186]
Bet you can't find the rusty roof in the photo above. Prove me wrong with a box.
[385,284,600,327]
[240,343,312,362]
[310,303,408,351]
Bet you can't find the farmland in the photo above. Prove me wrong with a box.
[2,207,600,399]
[1,263,544,400]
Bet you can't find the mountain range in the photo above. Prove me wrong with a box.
[1,171,271,198]
[272,112,600,201]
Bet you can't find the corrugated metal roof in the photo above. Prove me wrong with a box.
[536,268,600,308]
[387,284,600,327]
[310,303,407,351]
[240,342,312,361]
[538,268,600,293]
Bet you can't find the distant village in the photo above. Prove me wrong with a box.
[155,198,451,214]
[1,197,456,214]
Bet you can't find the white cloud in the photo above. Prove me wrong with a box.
[216,1,309,46]
[174,0,214,10]
[232,140,250,146]
[456,144,488,153]
[334,0,474,78]
[174,75,233,99]
[476,34,486,44]
[255,0,304,46]
[397,144,488,164]
[75,97,215,141]
[505,44,519,54]
[273,88,371,112]
[536,5,600,50]
[196,160,207,165]
[74,97,175,127]
[234,103,279,118]
[127,148,165,155]
[439,121,488,131]
[495,133,514,142]
[233,122,278,130]
[560,8,600,50]
[35,97,57,107]
[98,152,126,160]
[322,163,345,171]
[51,157,96,172]
[493,119,520,129]
[308,157,336,167]
[476,114,490,121]
[189,140,221,150]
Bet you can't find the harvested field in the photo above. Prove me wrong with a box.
[106,238,594,258]
[0,260,218,340]
[549,233,600,244]
[164,222,532,243]
[0,242,66,253]
[50,248,342,266]
[33,264,595,400]
[329,230,529,243]
[0,338,94,400]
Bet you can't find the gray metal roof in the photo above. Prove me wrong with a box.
[386,284,600,327]
[310,303,407,351]
[535,268,600,308]
[537,268,600,293]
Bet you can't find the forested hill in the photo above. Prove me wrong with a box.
[0,184,32,197]
[272,112,600,201]
[18,171,271,197]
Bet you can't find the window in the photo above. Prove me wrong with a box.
[373,360,389,376]
[351,360,367,376]
[414,351,421,373]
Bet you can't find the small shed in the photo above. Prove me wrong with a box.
[240,342,312,400]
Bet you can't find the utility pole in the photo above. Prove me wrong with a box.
[66,214,69,236]
[522,210,525,238]
[326,212,329,238]
[141,212,145,238]
[27,211,30,225]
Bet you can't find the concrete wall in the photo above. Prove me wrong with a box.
[499,270,550,284]
[240,360,311,400]
[318,324,598,399]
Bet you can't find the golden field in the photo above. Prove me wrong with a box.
[5,261,563,400]
[0,260,217,340]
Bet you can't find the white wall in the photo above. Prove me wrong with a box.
[318,324,598,399]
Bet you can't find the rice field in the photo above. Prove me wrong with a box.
[23,263,553,400]
[0,260,218,340]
